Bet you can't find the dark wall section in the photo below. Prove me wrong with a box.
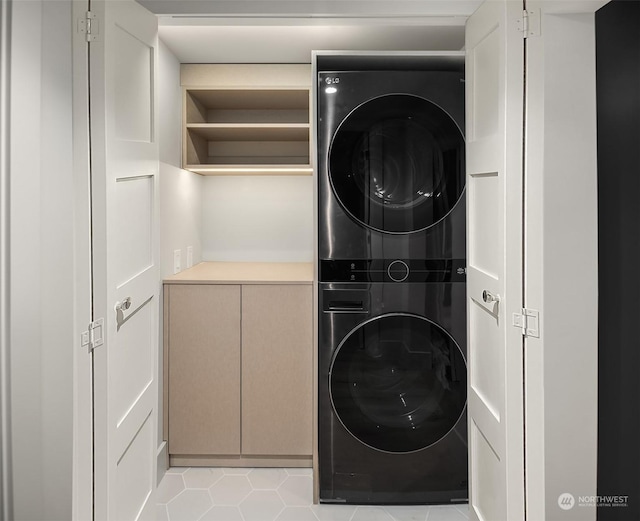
[596,1,640,520]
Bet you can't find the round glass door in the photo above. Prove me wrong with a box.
[329,94,465,234]
[329,314,466,453]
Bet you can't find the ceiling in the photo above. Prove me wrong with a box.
[137,0,482,63]
[137,1,483,17]
[158,20,467,63]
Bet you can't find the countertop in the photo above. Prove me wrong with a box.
[163,261,314,284]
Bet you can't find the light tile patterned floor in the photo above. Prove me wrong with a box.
[155,467,469,521]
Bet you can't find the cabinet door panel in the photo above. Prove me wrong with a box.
[168,284,241,455]
[242,285,313,456]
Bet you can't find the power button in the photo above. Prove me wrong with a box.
[387,260,409,282]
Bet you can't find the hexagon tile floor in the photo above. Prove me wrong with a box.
[155,467,469,521]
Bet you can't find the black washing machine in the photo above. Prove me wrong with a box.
[317,67,465,261]
[316,57,467,505]
[318,268,468,504]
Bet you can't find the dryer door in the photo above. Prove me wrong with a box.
[329,313,467,453]
[329,94,465,234]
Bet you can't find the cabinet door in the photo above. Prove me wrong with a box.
[242,285,313,456]
[168,284,241,455]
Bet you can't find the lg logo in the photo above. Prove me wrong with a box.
[325,76,340,85]
[558,493,575,510]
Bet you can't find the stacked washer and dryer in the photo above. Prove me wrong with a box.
[315,53,468,505]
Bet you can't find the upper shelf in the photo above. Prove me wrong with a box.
[181,65,312,176]
[186,89,310,124]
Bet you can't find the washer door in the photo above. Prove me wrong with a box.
[329,94,465,234]
[329,314,466,453]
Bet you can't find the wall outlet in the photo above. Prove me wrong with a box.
[186,246,193,268]
[173,249,181,274]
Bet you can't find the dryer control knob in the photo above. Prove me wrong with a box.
[387,260,409,282]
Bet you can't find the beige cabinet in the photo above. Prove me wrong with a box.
[242,285,313,456]
[167,284,241,456]
[164,280,313,467]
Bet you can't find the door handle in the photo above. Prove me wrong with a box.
[482,290,500,304]
[115,296,133,331]
[114,295,152,331]
[327,300,366,312]
[115,296,132,312]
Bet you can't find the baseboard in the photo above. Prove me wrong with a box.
[156,441,168,486]
[169,455,312,468]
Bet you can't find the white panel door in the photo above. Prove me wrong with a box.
[89,1,159,520]
[465,2,525,520]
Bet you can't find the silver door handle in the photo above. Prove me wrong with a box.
[115,296,132,312]
[482,290,500,303]
[114,295,152,331]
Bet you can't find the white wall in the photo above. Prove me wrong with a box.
[9,1,74,519]
[525,6,599,521]
[157,38,202,477]
[0,0,10,516]
[202,176,314,262]
[159,39,202,278]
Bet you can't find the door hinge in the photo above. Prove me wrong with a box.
[512,308,540,338]
[517,9,541,38]
[81,318,104,352]
[77,11,99,42]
